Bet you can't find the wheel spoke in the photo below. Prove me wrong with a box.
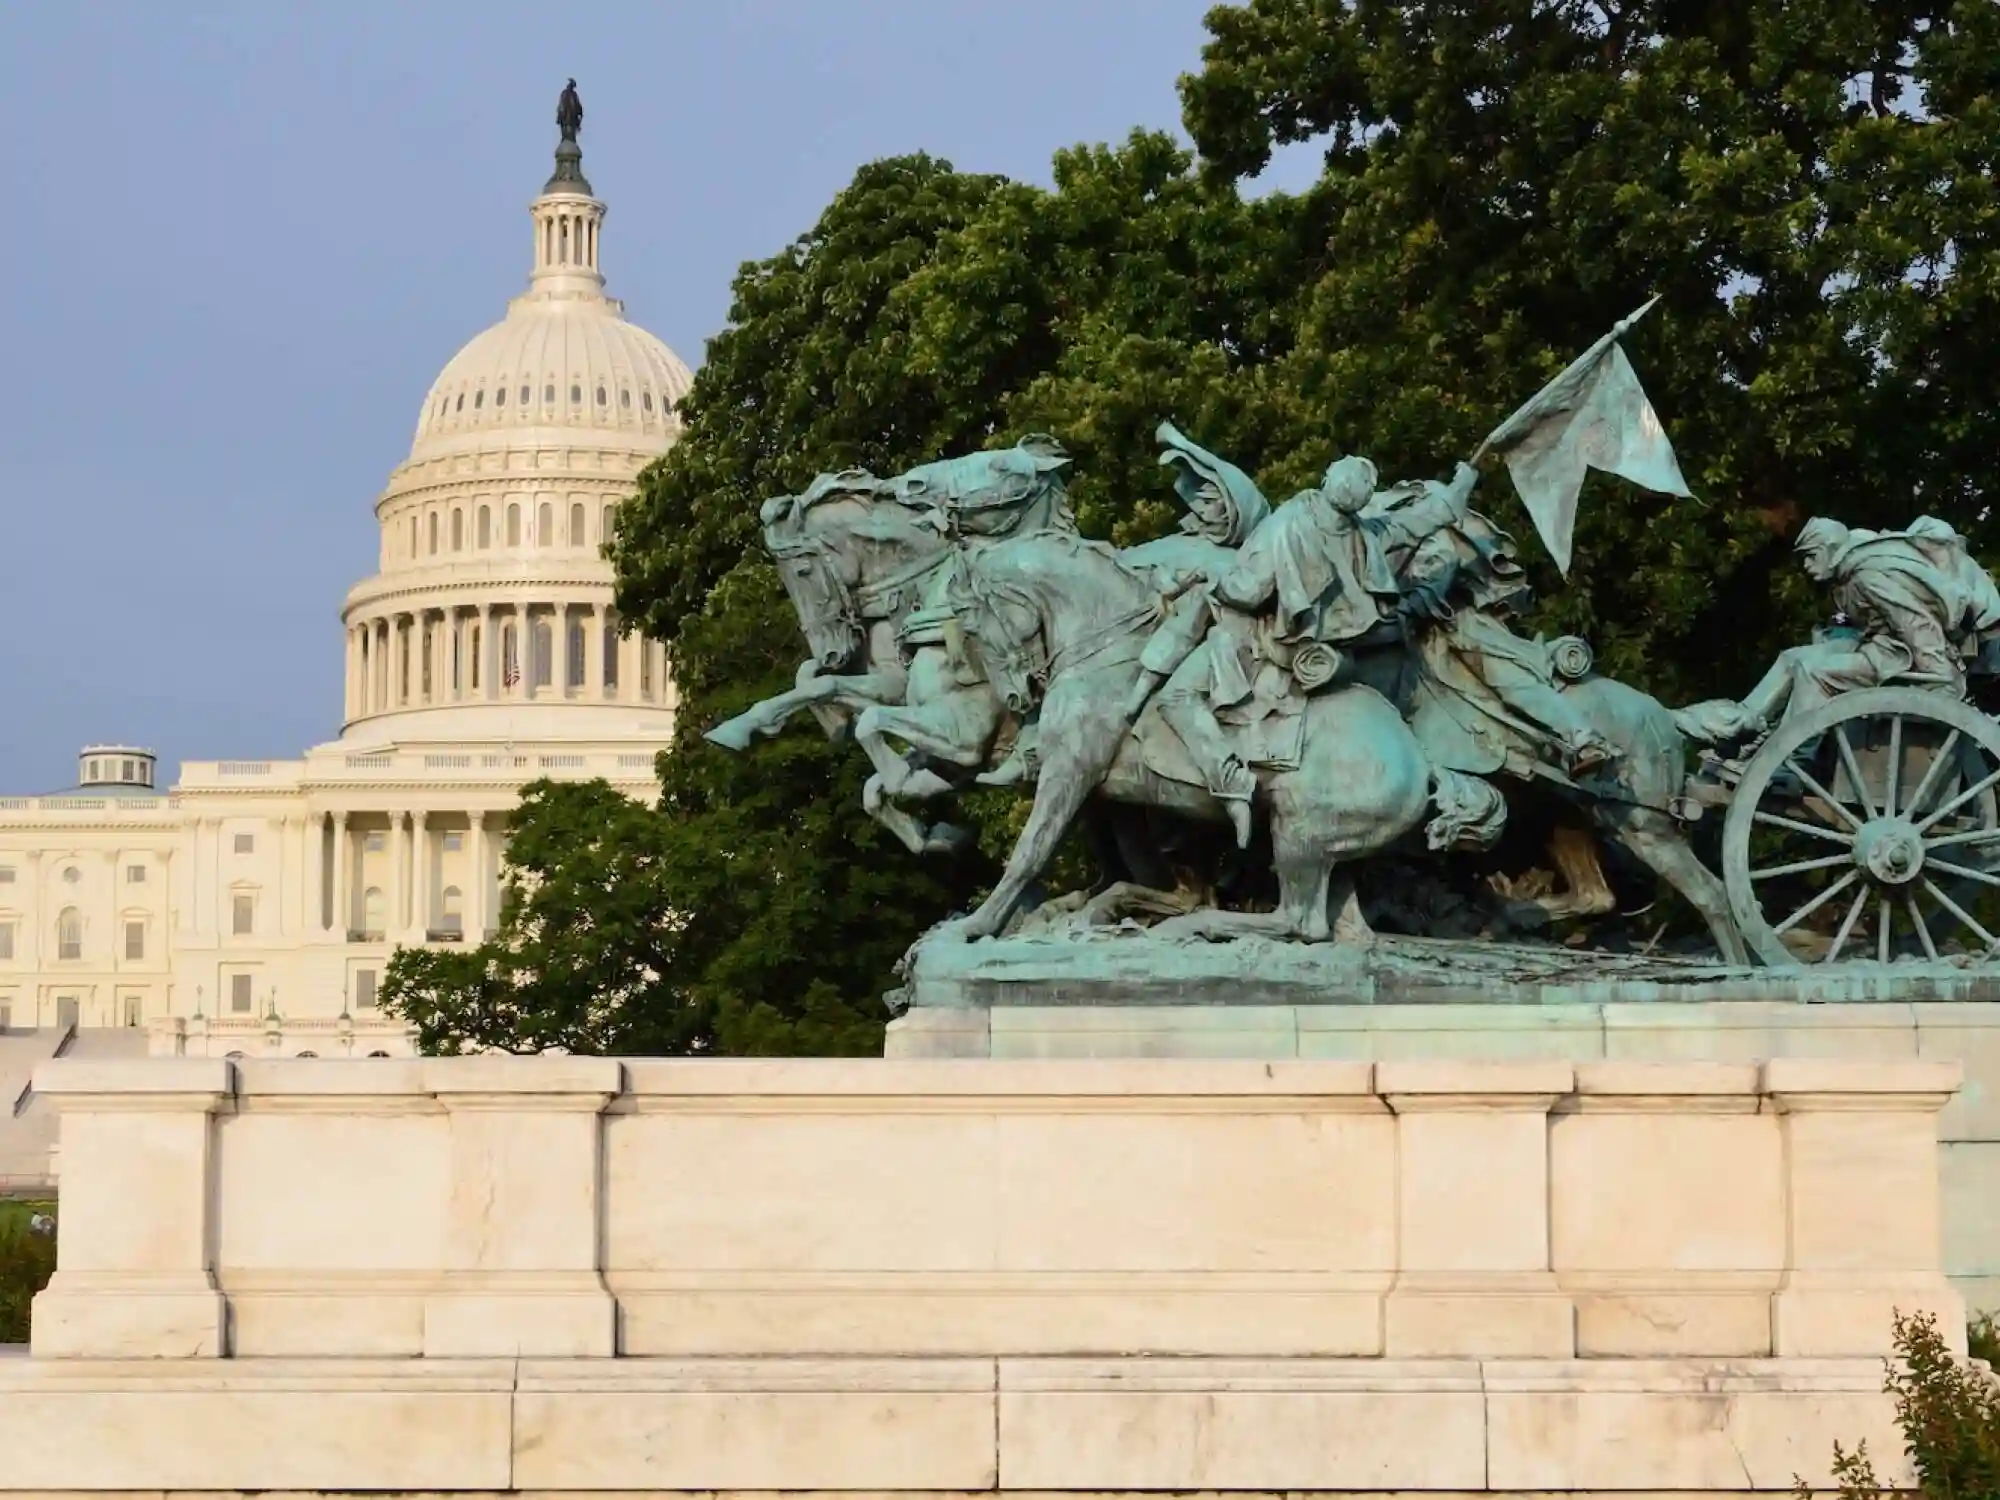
[1791,758,1866,832]
[1907,894,1939,960]
[1917,763,2000,834]
[1924,857,2000,891]
[1750,852,1854,881]
[1825,884,1870,963]
[1877,895,1893,963]
[1920,876,2000,954]
[1926,826,2000,851]
[1885,715,1903,816]
[1834,724,1877,820]
[1751,810,1854,846]
[1773,869,1861,935]
[1903,728,1962,821]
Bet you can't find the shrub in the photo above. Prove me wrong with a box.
[1801,1310,2000,1499]
[0,1205,56,1344]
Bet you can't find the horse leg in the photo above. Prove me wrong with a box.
[706,667,907,750]
[1525,820,1617,920]
[855,690,998,799]
[1598,804,1750,965]
[955,756,1098,939]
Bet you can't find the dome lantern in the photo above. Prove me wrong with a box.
[529,79,606,300]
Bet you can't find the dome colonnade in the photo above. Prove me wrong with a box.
[340,103,688,733]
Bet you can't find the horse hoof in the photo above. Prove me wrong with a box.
[705,720,756,752]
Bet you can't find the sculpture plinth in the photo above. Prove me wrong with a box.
[0,1055,1966,1496]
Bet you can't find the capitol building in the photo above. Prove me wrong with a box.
[0,109,690,1079]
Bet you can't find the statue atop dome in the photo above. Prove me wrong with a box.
[545,79,593,195]
[557,79,584,144]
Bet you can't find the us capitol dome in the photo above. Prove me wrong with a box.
[0,87,690,1089]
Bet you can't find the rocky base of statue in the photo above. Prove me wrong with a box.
[892,917,2000,1019]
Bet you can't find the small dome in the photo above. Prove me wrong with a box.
[409,301,692,462]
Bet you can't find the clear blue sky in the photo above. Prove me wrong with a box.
[0,1,1318,792]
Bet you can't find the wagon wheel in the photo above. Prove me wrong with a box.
[1721,687,2000,967]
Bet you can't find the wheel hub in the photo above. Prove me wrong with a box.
[1854,818,1927,886]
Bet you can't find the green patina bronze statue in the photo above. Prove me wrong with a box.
[711,304,2000,974]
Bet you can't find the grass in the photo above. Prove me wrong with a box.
[0,1199,55,1344]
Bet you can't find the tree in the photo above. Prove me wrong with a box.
[1180,0,2000,702]
[397,2,2000,1050]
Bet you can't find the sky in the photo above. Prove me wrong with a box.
[0,1,1322,792]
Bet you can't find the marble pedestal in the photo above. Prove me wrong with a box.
[0,1054,1966,1497]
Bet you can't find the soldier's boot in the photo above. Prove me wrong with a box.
[1159,697,1256,848]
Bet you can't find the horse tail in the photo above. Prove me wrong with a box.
[1427,768,1508,852]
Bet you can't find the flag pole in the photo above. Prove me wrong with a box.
[1467,295,1663,468]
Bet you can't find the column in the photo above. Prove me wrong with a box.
[469,813,488,938]
[388,812,407,935]
[555,603,574,698]
[410,812,430,940]
[582,604,604,699]
[399,616,414,706]
[618,630,639,704]
[192,817,215,935]
[515,600,534,700]
[1380,1060,1572,1357]
[29,1059,233,1357]
[332,812,350,935]
[304,814,323,938]
[422,1057,620,1357]
[1768,1058,1966,1356]
[481,604,498,701]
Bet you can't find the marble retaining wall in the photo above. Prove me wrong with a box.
[0,1055,1968,1496]
[890,998,2000,1312]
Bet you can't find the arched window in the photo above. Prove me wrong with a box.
[567,617,585,688]
[427,512,438,555]
[451,508,464,551]
[603,615,620,689]
[506,504,521,547]
[537,501,553,546]
[595,385,607,407]
[441,886,464,936]
[503,623,519,686]
[570,383,582,405]
[544,383,555,405]
[619,387,631,409]
[519,384,529,405]
[470,624,482,690]
[408,516,417,556]
[362,887,385,937]
[640,640,654,699]
[454,393,463,412]
[569,502,586,545]
[494,384,506,408]
[602,503,617,543]
[477,505,491,549]
[642,390,654,413]
[532,619,553,688]
[473,389,484,409]
[56,908,81,961]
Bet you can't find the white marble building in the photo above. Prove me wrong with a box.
[0,115,690,1064]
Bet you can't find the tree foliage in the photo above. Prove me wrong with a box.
[392,0,2000,1053]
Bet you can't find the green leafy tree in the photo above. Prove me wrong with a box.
[397,2,2000,1050]
[1180,0,2000,701]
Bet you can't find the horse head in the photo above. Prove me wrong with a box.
[887,436,1075,541]
[762,472,952,673]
